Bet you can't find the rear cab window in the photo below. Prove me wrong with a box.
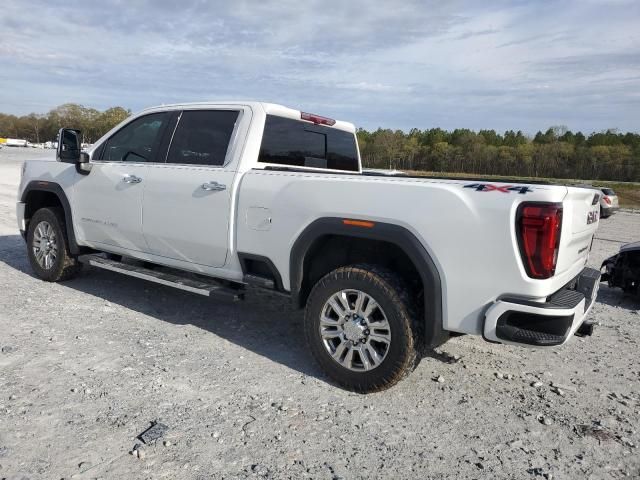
[258,115,359,172]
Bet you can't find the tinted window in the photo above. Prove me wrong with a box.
[166,110,239,166]
[100,113,168,162]
[601,188,615,195]
[259,115,359,171]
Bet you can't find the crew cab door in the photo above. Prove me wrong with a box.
[72,112,173,251]
[141,108,244,268]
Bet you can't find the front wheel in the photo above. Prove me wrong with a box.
[27,207,82,282]
[304,264,420,393]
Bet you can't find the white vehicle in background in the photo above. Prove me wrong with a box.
[5,138,28,147]
[16,102,602,392]
[598,187,619,218]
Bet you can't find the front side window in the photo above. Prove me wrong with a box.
[100,112,168,162]
[259,115,359,171]
[166,110,239,166]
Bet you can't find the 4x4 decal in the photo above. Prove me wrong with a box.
[464,183,533,194]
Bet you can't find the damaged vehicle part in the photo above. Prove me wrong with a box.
[601,241,640,297]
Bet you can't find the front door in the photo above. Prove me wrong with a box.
[72,112,172,252]
[141,109,241,268]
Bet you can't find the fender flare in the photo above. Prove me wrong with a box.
[290,217,446,348]
[21,181,81,255]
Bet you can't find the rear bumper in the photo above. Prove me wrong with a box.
[483,267,600,347]
[601,206,619,216]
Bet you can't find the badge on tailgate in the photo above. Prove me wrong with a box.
[586,210,599,225]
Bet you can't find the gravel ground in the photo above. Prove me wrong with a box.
[0,148,639,480]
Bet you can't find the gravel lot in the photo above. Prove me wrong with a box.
[0,148,639,480]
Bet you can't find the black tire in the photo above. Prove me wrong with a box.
[26,207,82,282]
[304,264,420,393]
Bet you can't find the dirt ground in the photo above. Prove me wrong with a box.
[0,148,639,480]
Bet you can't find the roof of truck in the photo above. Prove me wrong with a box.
[139,101,356,133]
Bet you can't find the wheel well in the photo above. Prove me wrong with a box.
[299,235,424,309]
[24,190,63,226]
[22,186,85,255]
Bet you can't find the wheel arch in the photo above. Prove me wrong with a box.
[21,181,81,255]
[290,217,446,348]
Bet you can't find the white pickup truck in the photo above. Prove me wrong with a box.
[16,102,601,392]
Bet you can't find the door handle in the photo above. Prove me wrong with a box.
[201,181,226,191]
[123,174,142,184]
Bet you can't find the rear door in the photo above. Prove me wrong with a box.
[72,112,172,251]
[141,109,242,267]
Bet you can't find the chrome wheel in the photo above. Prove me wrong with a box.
[32,221,58,270]
[319,289,391,371]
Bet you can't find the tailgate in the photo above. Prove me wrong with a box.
[555,187,600,275]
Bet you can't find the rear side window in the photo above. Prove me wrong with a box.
[100,112,169,162]
[601,188,615,195]
[166,110,239,166]
[259,115,359,171]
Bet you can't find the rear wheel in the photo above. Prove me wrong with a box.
[304,264,420,393]
[27,207,81,282]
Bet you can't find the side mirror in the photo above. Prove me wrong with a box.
[56,128,82,163]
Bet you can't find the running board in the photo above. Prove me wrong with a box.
[243,274,290,298]
[80,255,244,300]
[243,274,275,289]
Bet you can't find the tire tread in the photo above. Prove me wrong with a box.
[304,263,420,393]
[27,207,81,282]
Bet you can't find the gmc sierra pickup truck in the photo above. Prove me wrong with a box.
[16,102,601,392]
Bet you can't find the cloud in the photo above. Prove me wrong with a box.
[0,0,638,133]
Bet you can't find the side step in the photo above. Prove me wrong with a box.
[80,255,244,300]
[243,274,290,298]
[243,274,275,289]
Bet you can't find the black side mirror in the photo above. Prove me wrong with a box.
[56,128,82,163]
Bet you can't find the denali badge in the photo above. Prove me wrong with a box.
[586,211,599,224]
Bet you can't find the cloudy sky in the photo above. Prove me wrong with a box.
[1,0,639,133]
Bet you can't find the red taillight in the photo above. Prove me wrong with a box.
[603,197,612,205]
[300,112,336,126]
[516,203,563,279]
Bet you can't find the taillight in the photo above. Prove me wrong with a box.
[300,112,336,126]
[603,197,612,205]
[516,203,563,279]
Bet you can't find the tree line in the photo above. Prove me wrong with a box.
[0,104,130,144]
[358,126,640,182]
[1,104,639,182]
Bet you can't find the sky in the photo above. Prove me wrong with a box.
[1,0,639,134]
